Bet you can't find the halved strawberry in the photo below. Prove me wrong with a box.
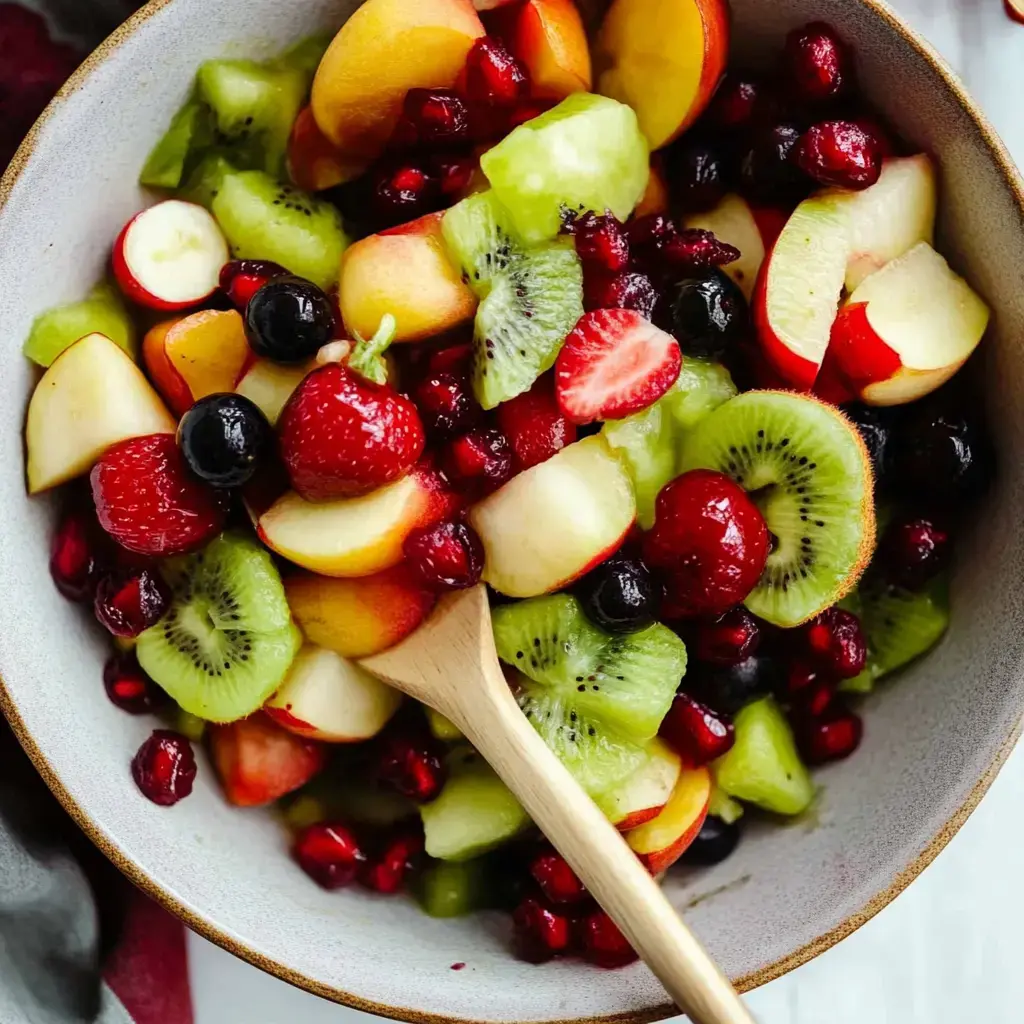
[554,309,682,424]
[496,374,576,471]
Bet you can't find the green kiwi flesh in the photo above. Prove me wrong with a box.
[414,858,490,918]
[23,281,135,367]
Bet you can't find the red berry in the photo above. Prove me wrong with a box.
[426,342,474,376]
[219,259,287,311]
[529,850,589,905]
[495,375,576,471]
[91,434,227,557]
[878,515,950,591]
[278,364,426,501]
[294,822,367,889]
[625,214,676,251]
[583,270,660,319]
[792,675,836,718]
[577,910,638,969]
[376,731,447,803]
[103,652,167,715]
[706,75,762,131]
[695,606,761,666]
[567,212,630,275]
[512,897,573,963]
[782,22,850,104]
[131,730,196,806]
[401,88,471,144]
[506,97,555,129]
[403,519,484,591]
[804,607,866,680]
[358,831,425,894]
[643,470,770,618]
[555,309,682,425]
[370,161,439,227]
[798,708,863,765]
[413,372,481,439]
[794,120,882,190]
[441,428,514,495]
[659,693,735,767]
[50,507,104,602]
[662,229,740,270]
[94,568,170,638]
[785,658,824,694]
[431,152,478,196]
[464,37,528,106]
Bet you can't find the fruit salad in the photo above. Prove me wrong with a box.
[25,0,993,971]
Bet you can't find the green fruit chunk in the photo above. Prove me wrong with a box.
[421,748,530,861]
[140,100,209,190]
[707,782,744,825]
[480,93,649,243]
[664,358,739,431]
[415,858,489,918]
[714,697,813,816]
[173,709,207,743]
[427,707,464,743]
[23,282,136,367]
[178,152,236,209]
[137,533,302,722]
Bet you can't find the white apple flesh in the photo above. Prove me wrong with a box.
[684,193,766,301]
[601,738,682,830]
[624,765,711,874]
[235,358,311,426]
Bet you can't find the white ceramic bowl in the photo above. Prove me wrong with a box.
[2,1,1023,1020]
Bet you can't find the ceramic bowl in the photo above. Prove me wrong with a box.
[1,0,1023,1020]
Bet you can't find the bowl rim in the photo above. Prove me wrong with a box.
[2,0,1024,1020]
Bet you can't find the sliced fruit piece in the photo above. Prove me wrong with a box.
[421,747,530,860]
[598,738,682,829]
[415,858,489,917]
[288,106,369,192]
[284,564,436,658]
[624,765,711,872]
[113,200,228,311]
[210,711,326,807]
[442,190,583,408]
[339,212,476,343]
[707,781,744,824]
[555,308,682,425]
[23,281,136,367]
[136,533,302,722]
[142,309,250,416]
[469,435,636,597]
[684,193,766,301]
[258,464,458,577]
[264,645,402,742]
[311,0,484,155]
[179,152,236,210]
[140,100,207,190]
[860,573,949,681]
[211,170,348,291]
[426,707,465,742]
[635,157,670,217]
[234,358,311,426]
[828,242,989,407]
[679,391,875,627]
[479,93,649,243]
[25,333,175,494]
[595,0,729,150]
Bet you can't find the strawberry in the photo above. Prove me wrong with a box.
[278,364,426,501]
[496,375,576,471]
[554,309,682,425]
[90,434,227,557]
[209,712,327,807]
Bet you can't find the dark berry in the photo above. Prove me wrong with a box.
[577,910,638,968]
[688,655,782,716]
[219,259,288,311]
[667,270,749,359]
[665,135,728,213]
[495,375,576,471]
[841,403,892,488]
[583,270,660,319]
[791,675,837,718]
[403,520,485,591]
[785,658,826,696]
[376,731,447,803]
[680,815,741,866]
[103,652,167,714]
[177,393,272,488]
[803,607,866,680]
[659,693,734,767]
[426,343,474,376]
[50,507,103,602]
[625,214,676,251]
[706,75,762,132]
[464,37,528,106]
[94,567,170,638]
[245,276,336,364]
[131,730,196,806]
[358,831,425,894]
[431,152,478,197]
[441,429,514,495]
[877,515,951,591]
[294,822,367,889]
[568,212,630,274]
[794,120,881,190]
[662,229,740,271]
[576,556,655,634]
[401,88,471,144]
[413,372,481,439]
[740,122,809,203]
[798,707,863,764]
[695,606,761,666]
[782,22,850,105]
[512,897,573,963]
[529,849,589,905]
[370,162,440,227]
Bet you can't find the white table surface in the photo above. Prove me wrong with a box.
[186,1,1024,1020]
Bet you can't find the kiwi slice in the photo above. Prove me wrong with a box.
[442,190,583,409]
[136,533,301,723]
[23,281,135,367]
[414,858,490,918]
[426,706,464,743]
[679,391,875,628]
[178,152,236,209]
[707,783,744,825]
[140,100,210,190]
[211,170,348,291]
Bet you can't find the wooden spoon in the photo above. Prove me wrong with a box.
[361,584,755,1024]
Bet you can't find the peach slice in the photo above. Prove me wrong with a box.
[311,0,484,157]
[234,358,312,426]
[601,738,682,830]
[625,764,710,873]
[143,309,251,416]
[285,564,436,658]
[684,193,767,301]
[287,106,370,193]
[339,212,477,343]
[634,156,669,217]
[595,0,728,150]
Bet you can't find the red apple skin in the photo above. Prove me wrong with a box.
[749,204,790,250]
[752,261,820,391]
[550,520,633,593]
[615,805,666,832]
[828,301,903,393]
[264,705,319,736]
[690,0,730,137]
[625,766,711,874]
[812,346,857,405]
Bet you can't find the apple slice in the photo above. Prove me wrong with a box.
[829,242,990,406]
[113,200,229,311]
[469,435,636,597]
[25,333,175,494]
[235,358,312,426]
[684,193,766,301]
[600,738,682,830]
[753,192,855,390]
[265,645,402,742]
[625,764,710,873]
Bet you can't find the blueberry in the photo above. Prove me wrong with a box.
[245,276,336,364]
[841,403,894,491]
[668,270,748,359]
[739,122,810,204]
[680,816,741,867]
[177,394,272,488]
[665,135,728,213]
[576,557,656,634]
[688,654,781,716]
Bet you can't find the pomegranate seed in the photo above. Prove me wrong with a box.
[294,822,367,889]
[854,114,895,158]
[785,658,824,694]
[402,88,471,145]
[93,568,170,638]
[219,259,287,311]
[798,708,863,765]
[441,428,514,495]
[464,37,528,106]
[413,372,481,439]
[431,153,478,196]
[529,849,589,905]
[659,693,735,767]
[804,607,866,680]
[370,161,439,227]
[878,515,950,591]
[566,212,630,275]
[512,897,573,963]
[662,229,740,270]
[583,270,659,319]
[358,831,425,894]
[794,120,882,190]
[403,520,484,591]
[103,651,167,715]
[577,910,638,969]
[377,731,447,803]
[782,22,850,104]
[426,342,474,376]
[131,730,196,806]
[706,75,762,131]
[695,607,761,666]
[792,675,835,718]
[50,507,104,602]
[506,98,554,129]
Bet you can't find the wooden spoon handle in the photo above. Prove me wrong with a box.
[449,668,756,1024]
